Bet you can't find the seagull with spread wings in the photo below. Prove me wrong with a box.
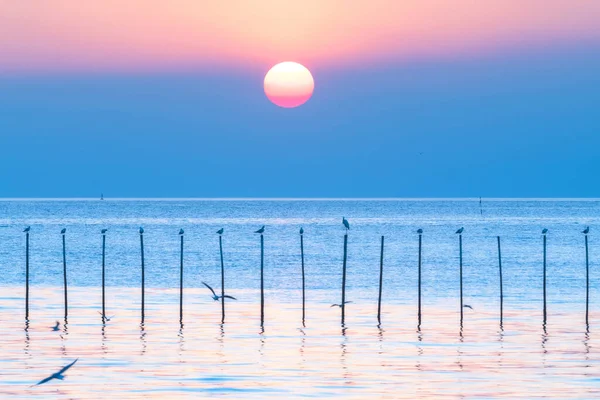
[202,282,237,301]
[33,359,78,387]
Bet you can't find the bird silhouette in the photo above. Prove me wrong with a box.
[342,217,350,231]
[33,359,78,387]
[583,226,590,234]
[97,311,115,321]
[101,228,108,234]
[60,228,66,234]
[417,228,423,234]
[542,228,548,235]
[51,321,60,331]
[255,226,265,234]
[463,304,473,310]
[179,228,184,235]
[23,226,31,233]
[216,228,224,235]
[139,227,144,234]
[456,227,464,234]
[331,301,353,308]
[299,227,304,235]
[201,282,237,301]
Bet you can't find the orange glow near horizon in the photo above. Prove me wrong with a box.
[264,62,314,108]
[1,0,599,73]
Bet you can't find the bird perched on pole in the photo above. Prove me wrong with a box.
[342,217,350,231]
[456,227,464,234]
[23,226,31,233]
[216,228,224,235]
[255,226,265,234]
[139,227,144,234]
[60,228,66,234]
[299,227,304,235]
[583,226,590,234]
[417,228,423,234]
[542,228,548,235]
[179,228,184,235]
[101,228,108,234]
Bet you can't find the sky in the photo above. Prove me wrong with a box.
[1,1,599,197]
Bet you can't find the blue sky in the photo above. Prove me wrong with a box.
[1,47,599,198]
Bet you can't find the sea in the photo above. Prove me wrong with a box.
[1,198,599,398]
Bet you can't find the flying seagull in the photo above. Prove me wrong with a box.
[179,228,184,235]
[417,228,423,234]
[101,228,108,234]
[342,217,350,231]
[51,321,60,331]
[23,226,31,233]
[463,304,473,310]
[139,227,144,234]
[331,301,353,308]
[33,358,78,387]
[216,228,224,235]
[201,282,237,301]
[255,226,265,234]
[60,228,66,234]
[583,226,590,234]
[97,311,115,321]
[456,227,464,234]
[299,227,304,235]
[542,228,548,235]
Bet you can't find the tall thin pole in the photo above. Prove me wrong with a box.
[341,234,348,325]
[300,228,305,324]
[260,234,264,326]
[418,232,422,327]
[377,236,385,324]
[25,231,30,320]
[585,233,589,326]
[179,230,184,324]
[543,232,547,325]
[102,231,106,320]
[497,236,503,326]
[140,228,145,323]
[219,234,225,323]
[62,231,68,319]
[459,234,463,323]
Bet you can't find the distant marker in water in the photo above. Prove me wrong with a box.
[61,228,68,320]
[179,228,184,324]
[255,226,265,326]
[341,218,349,325]
[139,226,145,323]
[456,227,464,324]
[300,227,306,325]
[583,226,590,326]
[542,228,548,325]
[24,226,31,320]
[217,228,226,322]
[497,236,503,326]
[417,228,423,328]
[101,228,107,322]
[377,235,385,325]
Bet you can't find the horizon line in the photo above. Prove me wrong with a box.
[0,197,599,202]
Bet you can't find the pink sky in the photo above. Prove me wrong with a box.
[1,0,599,74]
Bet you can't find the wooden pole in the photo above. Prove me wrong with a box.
[377,236,385,324]
[543,233,547,325]
[341,234,348,325]
[585,233,589,326]
[497,236,503,326]
[62,231,68,320]
[300,229,306,324]
[459,234,463,323]
[179,231,184,324]
[219,234,225,323]
[102,232,106,321]
[260,234,264,326]
[418,233,422,327]
[25,231,30,320]
[140,229,145,323]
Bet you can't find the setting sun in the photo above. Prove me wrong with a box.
[264,62,314,108]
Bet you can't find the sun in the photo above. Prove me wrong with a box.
[264,62,314,108]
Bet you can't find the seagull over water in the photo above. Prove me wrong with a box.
[201,282,237,301]
[51,321,60,331]
[342,217,350,231]
[331,301,353,308]
[60,228,66,234]
[23,226,31,233]
[216,228,224,235]
[97,311,115,321]
[33,359,78,387]
[583,226,590,234]
[456,227,464,234]
[255,226,265,234]
[542,228,548,235]
[101,228,108,234]
[463,304,474,310]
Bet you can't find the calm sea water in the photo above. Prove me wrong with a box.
[1,199,600,398]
